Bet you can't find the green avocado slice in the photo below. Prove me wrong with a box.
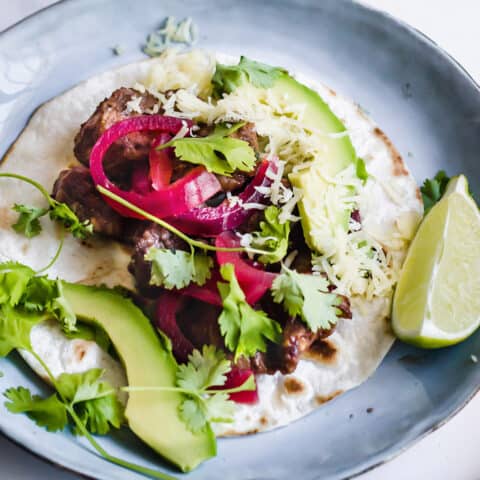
[270,74,357,252]
[62,282,216,472]
[273,74,356,175]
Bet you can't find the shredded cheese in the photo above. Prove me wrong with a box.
[141,50,406,299]
[125,96,143,114]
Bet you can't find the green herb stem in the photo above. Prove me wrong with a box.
[35,230,65,275]
[66,406,177,480]
[122,377,255,396]
[30,351,177,480]
[96,186,268,255]
[0,173,53,206]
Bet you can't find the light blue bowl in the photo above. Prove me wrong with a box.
[0,1,479,479]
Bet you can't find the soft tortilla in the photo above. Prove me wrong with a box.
[0,53,422,436]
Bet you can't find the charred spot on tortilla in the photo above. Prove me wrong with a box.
[73,341,88,362]
[283,376,306,395]
[0,206,16,229]
[303,339,337,364]
[315,390,343,406]
[415,186,423,202]
[221,427,260,436]
[373,127,408,176]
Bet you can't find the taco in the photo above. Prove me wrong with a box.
[0,49,422,459]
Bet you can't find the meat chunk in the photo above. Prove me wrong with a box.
[230,122,259,152]
[52,166,124,237]
[237,293,352,375]
[128,223,188,298]
[74,88,160,179]
[215,171,251,193]
[176,299,224,350]
[174,288,351,376]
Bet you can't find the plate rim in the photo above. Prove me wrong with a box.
[0,0,479,479]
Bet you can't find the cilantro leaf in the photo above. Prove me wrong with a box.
[11,204,48,238]
[0,263,36,307]
[56,369,107,404]
[50,280,77,333]
[217,263,282,361]
[5,370,123,437]
[145,248,213,290]
[0,264,76,349]
[0,173,92,240]
[74,393,124,435]
[204,392,235,423]
[4,387,67,432]
[420,170,450,214]
[56,369,124,436]
[0,305,45,356]
[250,206,290,264]
[176,346,237,433]
[272,267,341,333]
[160,123,256,176]
[178,397,208,433]
[177,345,231,392]
[212,56,286,97]
[356,158,368,182]
[49,201,93,239]
[21,276,58,312]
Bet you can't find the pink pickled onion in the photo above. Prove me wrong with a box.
[155,292,193,363]
[89,115,221,219]
[216,231,276,304]
[179,274,222,306]
[149,132,173,190]
[221,368,258,404]
[167,159,277,237]
[156,292,258,403]
[131,163,151,195]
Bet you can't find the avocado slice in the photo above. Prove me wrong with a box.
[270,74,357,252]
[62,282,216,472]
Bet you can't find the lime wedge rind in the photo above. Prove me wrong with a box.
[392,174,480,348]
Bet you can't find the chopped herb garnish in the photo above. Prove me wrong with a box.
[159,123,256,176]
[420,170,450,214]
[212,56,286,97]
[271,266,342,333]
[145,248,213,290]
[249,206,290,264]
[0,173,92,239]
[217,263,282,361]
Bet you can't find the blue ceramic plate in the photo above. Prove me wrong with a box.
[0,1,479,479]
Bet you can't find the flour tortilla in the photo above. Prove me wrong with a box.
[0,53,422,436]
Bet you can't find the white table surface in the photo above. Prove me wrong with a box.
[0,1,479,479]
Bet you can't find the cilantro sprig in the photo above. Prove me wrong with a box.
[159,123,256,176]
[0,262,77,334]
[0,263,176,480]
[0,173,92,239]
[249,206,290,264]
[217,263,282,361]
[124,345,255,433]
[420,170,450,214]
[5,369,123,435]
[271,266,342,333]
[212,56,286,97]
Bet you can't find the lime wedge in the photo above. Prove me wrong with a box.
[392,175,480,348]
